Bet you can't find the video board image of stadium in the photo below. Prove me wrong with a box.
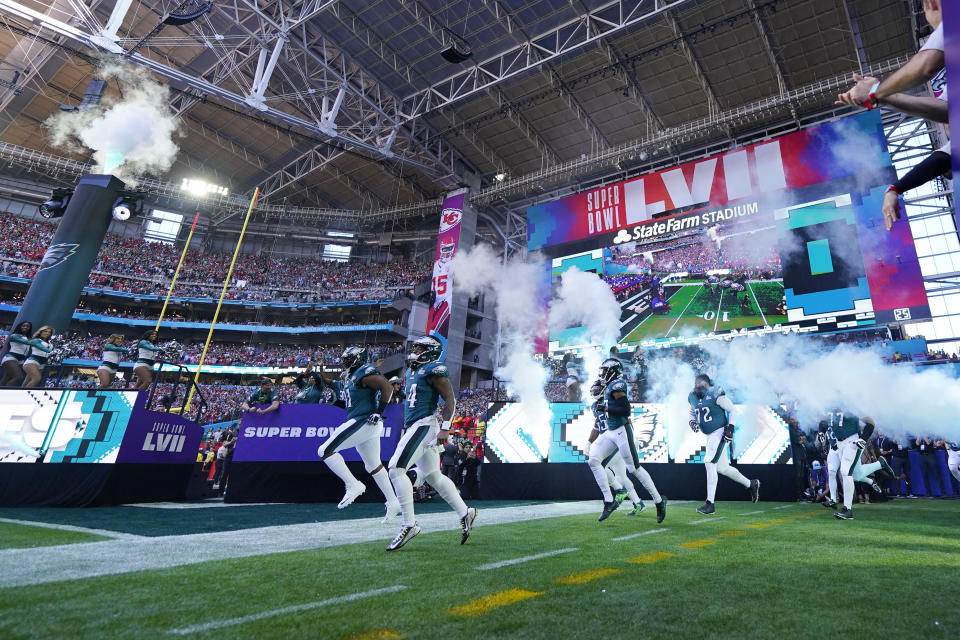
[530,112,931,350]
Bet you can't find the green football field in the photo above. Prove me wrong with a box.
[1,499,958,639]
[624,281,787,342]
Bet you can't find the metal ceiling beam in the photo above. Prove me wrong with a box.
[596,39,664,134]
[662,10,721,117]
[399,0,694,120]
[747,0,788,95]
[489,86,562,165]
[0,0,467,186]
[841,0,869,73]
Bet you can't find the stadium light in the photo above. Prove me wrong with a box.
[112,191,144,221]
[181,178,229,197]
[38,187,73,219]
[495,172,506,181]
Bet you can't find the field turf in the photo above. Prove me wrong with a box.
[624,281,787,342]
[1,499,958,639]
[0,520,108,549]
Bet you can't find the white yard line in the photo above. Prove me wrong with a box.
[124,502,283,509]
[770,505,794,510]
[714,287,724,331]
[611,527,668,542]
[689,517,726,525]
[739,510,766,516]
[0,501,602,589]
[747,282,767,325]
[0,517,145,540]
[168,586,407,635]
[666,286,701,337]
[476,547,579,571]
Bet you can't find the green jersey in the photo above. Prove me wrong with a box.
[604,376,630,429]
[337,364,382,420]
[294,382,324,404]
[404,361,449,427]
[826,410,861,440]
[248,388,279,406]
[688,386,729,435]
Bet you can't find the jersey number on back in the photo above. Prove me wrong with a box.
[341,389,351,408]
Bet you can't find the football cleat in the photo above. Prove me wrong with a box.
[655,496,668,523]
[337,482,366,509]
[386,523,421,551]
[598,501,619,522]
[613,488,628,506]
[626,501,646,516]
[460,507,477,544]
[870,481,883,495]
[383,500,401,523]
[696,501,715,515]
[822,498,837,509]
[749,479,761,503]
[834,507,853,520]
[879,457,895,476]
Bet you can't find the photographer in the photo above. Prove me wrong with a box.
[460,444,481,500]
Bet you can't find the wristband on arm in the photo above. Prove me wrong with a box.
[862,81,881,110]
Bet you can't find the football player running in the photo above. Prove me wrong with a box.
[588,359,667,523]
[821,410,881,520]
[386,335,477,551]
[688,374,760,515]
[319,346,401,522]
[585,380,646,518]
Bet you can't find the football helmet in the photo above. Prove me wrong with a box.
[598,358,624,385]
[439,237,455,260]
[407,335,443,368]
[340,346,368,371]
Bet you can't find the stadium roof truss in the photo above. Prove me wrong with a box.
[0,0,927,234]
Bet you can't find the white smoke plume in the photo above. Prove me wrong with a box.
[451,244,552,459]
[646,335,960,442]
[46,61,180,181]
[550,267,621,348]
[551,267,623,397]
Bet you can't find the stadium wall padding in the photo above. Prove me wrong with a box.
[0,463,195,506]
[224,461,797,503]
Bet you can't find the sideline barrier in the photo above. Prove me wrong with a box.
[0,389,203,505]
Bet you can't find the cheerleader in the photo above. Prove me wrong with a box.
[0,321,32,386]
[22,326,55,388]
[132,330,162,390]
[98,333,126,389]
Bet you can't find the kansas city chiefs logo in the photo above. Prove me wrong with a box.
[438,208,462,232]
[39,243,79,271]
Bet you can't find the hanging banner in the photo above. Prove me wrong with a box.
[426,191,466,337]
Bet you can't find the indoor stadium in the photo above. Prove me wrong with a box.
[0,0,958,638]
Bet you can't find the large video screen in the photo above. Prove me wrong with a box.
[530,112,930,350]
[484,401,792,464]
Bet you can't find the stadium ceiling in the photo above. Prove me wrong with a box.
[0,0,922,225]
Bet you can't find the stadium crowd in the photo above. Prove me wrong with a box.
[0,212,430,303]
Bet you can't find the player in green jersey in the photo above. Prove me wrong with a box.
[688,374,760,515]
[386,335,477,551]
[319,346,401,522]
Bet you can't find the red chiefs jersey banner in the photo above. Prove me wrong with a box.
[426,191,466,337]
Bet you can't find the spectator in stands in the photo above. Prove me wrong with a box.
[0,321,32,386]
[22,325,55,388]
[215,428,237,495]
[242,378,280,414]
[388,376,405,404]
[441,440,459,483]
[292,362,326,404]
